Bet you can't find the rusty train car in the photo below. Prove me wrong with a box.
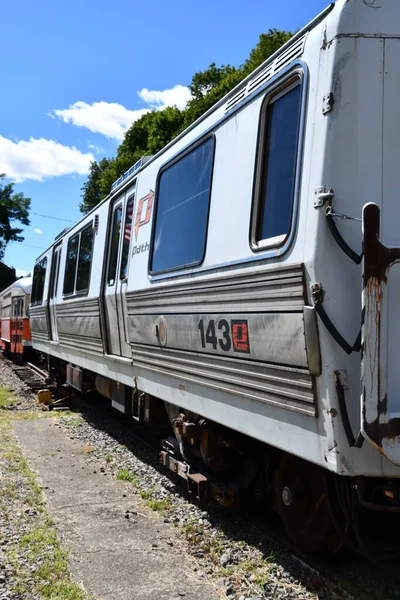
[0,277,32,356]
[28,0,400,562]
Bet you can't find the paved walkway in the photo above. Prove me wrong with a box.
[14,419,219,600]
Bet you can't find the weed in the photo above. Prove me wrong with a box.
[0,387,16,409]
[116,468,137,485]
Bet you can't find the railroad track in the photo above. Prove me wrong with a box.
[12,361,50,392]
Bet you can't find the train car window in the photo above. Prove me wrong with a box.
[63,234,79,295]
[49,247,61,300]
[253,81,302,248]
[76,224,94,292]
[151,137,214,274]
[120,196,134,281]
[107,205,122,285]
[31,258,47,305]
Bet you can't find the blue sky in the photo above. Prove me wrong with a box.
[1,0,328,276]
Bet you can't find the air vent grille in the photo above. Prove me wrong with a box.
[225,33,307,113]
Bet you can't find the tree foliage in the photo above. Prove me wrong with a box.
[0,174,31,261]
[79,158,113,214]
[80,28,293,212]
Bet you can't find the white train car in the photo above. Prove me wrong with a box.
[30,0,400,558]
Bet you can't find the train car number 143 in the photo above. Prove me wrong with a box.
[197,318,250,354]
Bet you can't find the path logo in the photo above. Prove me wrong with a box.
[231,320,250,353]
[134,190,154,241]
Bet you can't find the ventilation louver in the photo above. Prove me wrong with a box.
[225,33,307,113]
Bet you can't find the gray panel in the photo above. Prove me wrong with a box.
[55,298,104,354]
[131,345,316,416]
[127,264,305,315]
[58,333,104,355]
[30,306,49,342]
[127,264,317,415]
[129,312,308,368]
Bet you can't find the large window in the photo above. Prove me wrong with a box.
[31,258,47,305]
[253,80,302,249]
[150,137,214,274]
[63,223,94,295]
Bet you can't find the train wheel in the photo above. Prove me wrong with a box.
[276,453,342,555]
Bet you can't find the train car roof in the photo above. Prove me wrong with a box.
[11,276,32,295]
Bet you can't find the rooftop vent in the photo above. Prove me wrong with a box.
[225,33,307,113]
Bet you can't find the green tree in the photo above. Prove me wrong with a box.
[79,28,294,208]
[0,174,31,261]
[98,107,185,198]
[79,158,113,214]
[243,29,293,74]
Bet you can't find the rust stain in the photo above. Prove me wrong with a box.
[362,204,400,449]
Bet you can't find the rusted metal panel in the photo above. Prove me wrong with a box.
[361,203,400,464]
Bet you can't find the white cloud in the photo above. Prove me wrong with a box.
[34,228,43,234]
[88,142,104,154]
[52,102,150,141]
[16,269,29,278]
[138,85,191,110]
[0,136,94,183]
[51,85,191,141]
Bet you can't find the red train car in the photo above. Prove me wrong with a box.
[0,277,32,356]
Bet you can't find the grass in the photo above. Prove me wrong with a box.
[116,468,138,485]
[0,386,16,408]
[0,386,91,599]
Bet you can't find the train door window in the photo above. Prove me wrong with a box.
[76,224,94,292]
[120,196,134,281]
[150,136,214,274]
[31,258,48,305]
[49,246,61,300]
[63,234,79,295]
[107,204,122,285]
[252,78,302,250]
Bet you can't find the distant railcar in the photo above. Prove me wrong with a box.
[0,277,32,356]
[28,0,400,561]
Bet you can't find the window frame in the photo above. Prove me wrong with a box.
[250,69,305,253]
[120,194,135,282]
[62,221,94,297]
[31,257,48,306]
[106,203,123,287]
[149,134,216,276]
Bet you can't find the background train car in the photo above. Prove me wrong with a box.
[29,0,400,560]
[0,277,32,356]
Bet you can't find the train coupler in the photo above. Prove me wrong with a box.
[159,450,239,508]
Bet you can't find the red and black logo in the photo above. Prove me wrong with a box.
[231,320,250,354]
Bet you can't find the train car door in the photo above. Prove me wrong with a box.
[103,191,135,357]
[48,244,62,342]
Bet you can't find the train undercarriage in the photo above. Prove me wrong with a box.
[40,355,400,567]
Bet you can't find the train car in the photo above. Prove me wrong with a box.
[0,277,32,356]
[29,0,400,560]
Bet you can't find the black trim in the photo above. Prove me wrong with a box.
[148,134,216,276]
